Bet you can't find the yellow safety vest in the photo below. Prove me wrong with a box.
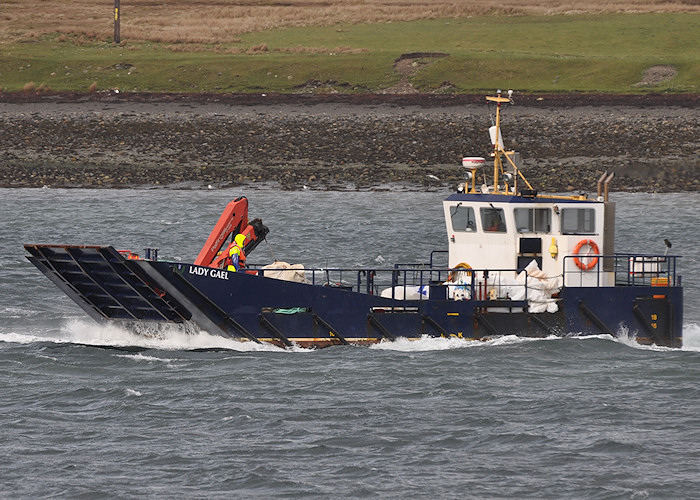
[227,245,242,272]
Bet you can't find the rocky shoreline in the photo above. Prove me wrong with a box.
[0,93,698,192]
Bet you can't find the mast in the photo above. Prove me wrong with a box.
[484,90,539,196]
[486,91,511,194]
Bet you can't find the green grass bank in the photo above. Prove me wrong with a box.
[0,13,697,94]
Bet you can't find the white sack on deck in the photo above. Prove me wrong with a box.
[520,260,561,313]
[447,279,472,300]
[261,261,310,283]
[380,281,472,300]
[489,260,561,313]
[380,285,430,300]
[519,259,562,293]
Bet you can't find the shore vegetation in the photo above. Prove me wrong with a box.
[0,1,697,94]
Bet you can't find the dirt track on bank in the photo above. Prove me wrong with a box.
[0,92,698,192]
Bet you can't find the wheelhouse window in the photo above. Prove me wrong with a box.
[480,207,506,233]
[514,208,551,233]
[561,208,596,235]
[450,205,477,232]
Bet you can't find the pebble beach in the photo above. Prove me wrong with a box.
[0,93,697,192]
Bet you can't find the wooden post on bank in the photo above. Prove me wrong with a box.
[114,0,121,44]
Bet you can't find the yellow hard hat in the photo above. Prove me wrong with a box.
[234,233,247,246]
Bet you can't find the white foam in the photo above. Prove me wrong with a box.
[370,334,553,352]
[1,320,289,352]
[370,335,475,351]
[115,353,175,363]
[609,333,674,352]
[150,219,183,226]
[0,331,50,345]
[1,306,40,318]
[124,388,143,397]
[4,320,699,354]
[566,327,677,352]
[62,320,288,352]
[681,323,700,352]
[369,330,699,353]
[36,353,59,362]
[611,323,700,352]
[486,334,557,346]
[569,333,616,342]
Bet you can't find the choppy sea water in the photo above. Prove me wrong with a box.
[1,188,699,498]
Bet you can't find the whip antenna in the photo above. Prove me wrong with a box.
[264,239,278,262]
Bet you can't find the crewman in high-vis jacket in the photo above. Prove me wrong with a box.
[227,233,247,272]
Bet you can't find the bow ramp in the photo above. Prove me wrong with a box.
[24,244,191,324]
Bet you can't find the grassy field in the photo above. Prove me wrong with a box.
[0,1,698,94]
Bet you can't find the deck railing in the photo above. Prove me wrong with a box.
[562,254,681,288]
[249,252,681,302]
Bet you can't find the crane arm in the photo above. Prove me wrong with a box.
[194,197,268,268]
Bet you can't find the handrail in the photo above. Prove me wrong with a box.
[245,252,681,302]
[561,254,681,288]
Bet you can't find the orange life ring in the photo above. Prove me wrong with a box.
[449,262,472,281]
[572,239,600,271]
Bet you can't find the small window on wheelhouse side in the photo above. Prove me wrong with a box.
[481,207,506,233]
[514,208,551,233]
[450,205,477,232]
[561,208,596,235]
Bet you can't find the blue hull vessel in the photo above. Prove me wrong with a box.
[23,245,683,348]
[24,93,684,348]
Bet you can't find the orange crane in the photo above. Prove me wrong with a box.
[193,196,268,269]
